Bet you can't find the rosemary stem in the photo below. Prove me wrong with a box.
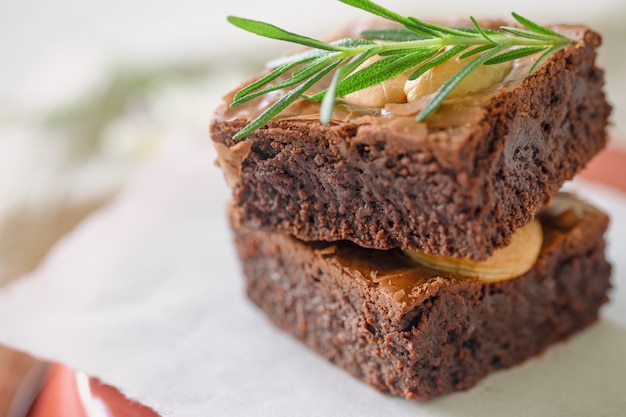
[377,35,570,53]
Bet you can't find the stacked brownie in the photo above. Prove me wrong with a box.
[210,21,612,399]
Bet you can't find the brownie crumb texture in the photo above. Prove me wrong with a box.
[230,194,611,399]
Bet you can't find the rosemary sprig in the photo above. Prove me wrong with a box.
[228,0,573,140]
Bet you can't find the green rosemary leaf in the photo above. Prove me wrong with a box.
[308,55,398,100]
[300,49,380,101]
[379,48,428,56]
[500,26,557,41]
[458,44,497,59]
[349,48,438,90]
[529,43,568,73]
[332,37,379,49]
[408,45,467,80]
[227,16,341,51]
[453,26,501,36]
[312,47,438,100]
[361,28,427,42]
[233,59,343,140]
[267,49,327,68]
[417,44,506,121]
[405,17,445,38]
[335,49,381,76]
[419,20,483,38]
[484,46,547,65]
[292,55,338,77]
[470,17,495,43]
[313,49,377,119]
[268,38,373,68]
[512,12,566,38]
[320,69,342,125]
[232,56,336,107]
[233,59,313,102]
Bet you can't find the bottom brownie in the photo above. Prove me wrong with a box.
[229,193,611,400]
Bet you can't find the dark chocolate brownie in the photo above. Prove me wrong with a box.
[230,193,611,400]
[211,23,611,261]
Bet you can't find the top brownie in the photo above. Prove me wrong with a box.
[210,22,610,261]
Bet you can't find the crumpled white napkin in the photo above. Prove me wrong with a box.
[0,145,624,417]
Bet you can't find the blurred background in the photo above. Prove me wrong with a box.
[0,0,624,415]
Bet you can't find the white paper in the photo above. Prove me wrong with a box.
[0,145,625,417]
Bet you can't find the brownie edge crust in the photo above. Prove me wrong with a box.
[230,193,611,400]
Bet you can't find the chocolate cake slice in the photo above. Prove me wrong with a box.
[211,23,610,261]
[229,193,611,400]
